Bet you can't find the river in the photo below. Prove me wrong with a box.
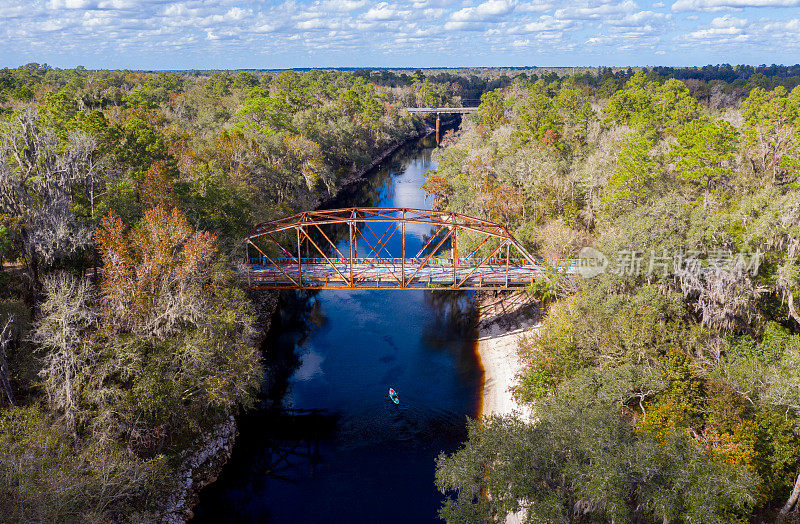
[192,134,482,523]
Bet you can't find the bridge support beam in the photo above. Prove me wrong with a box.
[436,114,440,143]
[401,210,406,287]
[297,227,303,286]
[349,209,355,286]
[452,223,457,287]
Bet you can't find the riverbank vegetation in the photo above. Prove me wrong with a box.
[432,68,800,522]
[0,65,455,520]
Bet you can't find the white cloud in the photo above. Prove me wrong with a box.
[710,13,747,26]
[252,21,281,33]
[411,0,447,7]
[296,18,341,29]
[363,2,409,20]
[554,0,638,20]
[96,0,139,8]
[443,20,486,29]
[608,10,668,26]
[225,7,247,21]
[48,0,93,8]
[683,14,749,41]
[520,15,573,31]
[672,0,800,12]
[516,1,553,12]
[1,0,798,69]
[318,0,368,11]
[0,4,29,17]
[450,0,515,21]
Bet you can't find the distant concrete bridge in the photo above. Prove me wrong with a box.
[404,107,479,114]
[404,107,479,140]
[244,207,577,291]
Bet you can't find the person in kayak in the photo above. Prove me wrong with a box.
[388,388,399,404]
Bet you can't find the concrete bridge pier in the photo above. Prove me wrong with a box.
[402,107,479,144]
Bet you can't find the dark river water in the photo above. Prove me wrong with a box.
[193,134,482,523]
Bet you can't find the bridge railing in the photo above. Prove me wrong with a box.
[247,257,559,267]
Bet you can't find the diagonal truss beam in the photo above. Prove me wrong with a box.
[457,240,508,288]
[298,227,350,284]
[405,228,453,284]
[355,227,402,284]
[247,240,299,286]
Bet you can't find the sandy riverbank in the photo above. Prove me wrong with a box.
[475,292,540,420]
[474,292,539,524]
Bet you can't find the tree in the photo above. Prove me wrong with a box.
[478,90,505,129]
[140,159,177,209]
[0,223,10,270]
[516,92,563,146]
[0,110,93,284]
[39,91,79,138]
[740,86,800,184]
[555,88,595,144]
[232,71,259,91]
[604,133,658,209]
[32,273,96,438]
[204,73,231,98]
[68,128,108,222]
[436,394,755,523]
[284,133,333,194]
[604,72,700,134]
[95,207,213,337]
[674,253,760,332]
[671,118,739,207]
[110,117,176,180]
[182,160,253,241]
[0,405,169,522]
[236,95,292,136]
[93,207,261,453]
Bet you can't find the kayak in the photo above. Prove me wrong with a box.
[388,388,400,404]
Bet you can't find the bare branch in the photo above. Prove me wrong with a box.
[0,314,16,406]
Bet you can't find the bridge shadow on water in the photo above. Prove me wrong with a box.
[232,408,339,483]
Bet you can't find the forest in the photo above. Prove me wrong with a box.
[431,70,800,522]
[3,62,800,521]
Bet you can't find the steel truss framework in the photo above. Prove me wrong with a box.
[245,207,555,290]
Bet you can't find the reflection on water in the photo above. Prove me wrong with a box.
[193,133,481,523]
[294,349,325,382]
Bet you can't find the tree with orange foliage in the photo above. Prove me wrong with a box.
[422,175,454,209]
[80,206,260,454]
[490,184,524,224]
[96,207,215,338]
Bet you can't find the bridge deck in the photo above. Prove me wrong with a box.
[246,258,578,290]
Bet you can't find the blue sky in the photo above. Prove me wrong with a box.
[2,0,800,69]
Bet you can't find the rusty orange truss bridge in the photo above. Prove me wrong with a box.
[244,207,578,290]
